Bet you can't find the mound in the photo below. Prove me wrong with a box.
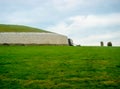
[0,24,49,32]
[0,24,71,46]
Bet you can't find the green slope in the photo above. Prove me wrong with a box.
[0,24,49,32]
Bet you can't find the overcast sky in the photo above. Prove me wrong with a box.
[0,0,120,46]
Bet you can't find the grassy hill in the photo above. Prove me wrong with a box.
[0,24,49,32]
[0,46,120,89]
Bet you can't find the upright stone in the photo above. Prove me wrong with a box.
[100,41,104,46]
[68,38,73,46]
[107,42,112,46]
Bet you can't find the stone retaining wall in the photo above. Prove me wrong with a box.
[0,32,69,45]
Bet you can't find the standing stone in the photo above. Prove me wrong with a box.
[68,38,73,46]
[100,41,104,46]
[107,42,112,46]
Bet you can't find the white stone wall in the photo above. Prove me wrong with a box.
[0,32,69,45]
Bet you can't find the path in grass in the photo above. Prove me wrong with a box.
[0,46,120,89]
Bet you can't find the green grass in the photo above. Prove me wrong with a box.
[0,46,120,89]
[0,24,49,32]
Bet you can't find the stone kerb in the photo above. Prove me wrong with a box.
[0,32,69,45]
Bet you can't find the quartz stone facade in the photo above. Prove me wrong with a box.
[0,32,69,45]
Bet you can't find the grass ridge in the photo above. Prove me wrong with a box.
[0,24,49,32]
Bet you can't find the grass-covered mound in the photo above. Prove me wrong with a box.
[0,46,120,89]
[0,24,49,32]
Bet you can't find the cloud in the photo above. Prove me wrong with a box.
[47,13,120,34]
[1,0,120,26]
[51,0,120,11]
[0,0,120,46]
[68,13,120,29]
[46,13,120,46]
[51,0,82,10]
[79,31,120,46]
[1,7,56,25]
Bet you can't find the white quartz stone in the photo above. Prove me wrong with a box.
[0,32,69,45]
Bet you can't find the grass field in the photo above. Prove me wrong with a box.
[0,46,120,89]
[0,24,49,32]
